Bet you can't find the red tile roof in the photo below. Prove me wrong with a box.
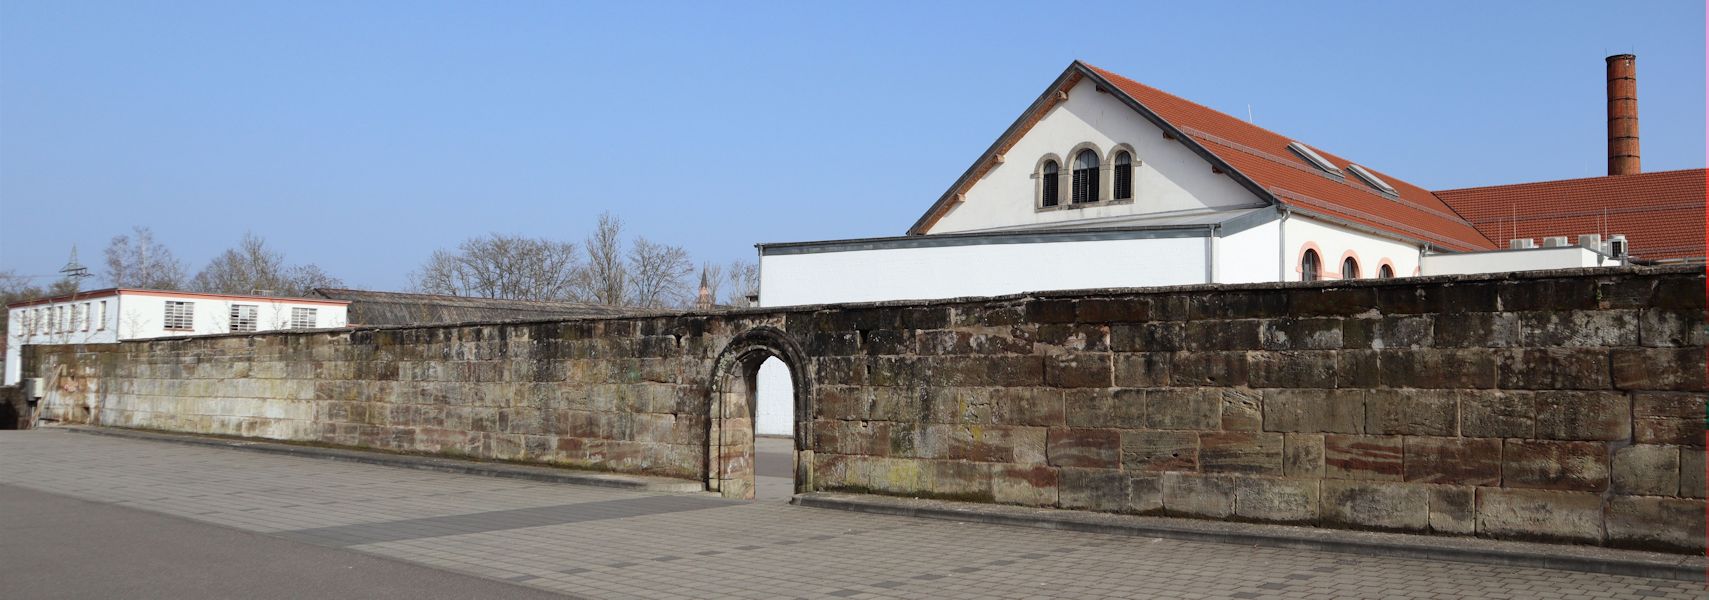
[1080,63,1497,252]
[1435,168,1706,262]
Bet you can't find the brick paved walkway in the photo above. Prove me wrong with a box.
[0,430,1699,600]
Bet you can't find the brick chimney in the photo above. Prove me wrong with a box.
[1606,54,1640,175]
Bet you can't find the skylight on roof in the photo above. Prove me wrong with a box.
[1286,142,1342,177]
[1347,164,1399,197]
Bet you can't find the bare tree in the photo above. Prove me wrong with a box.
[191,232,343,297]
[104,226,186,289]
[411,234,581,300]
[724,260,760,307]
[626,238,693,308]
[576,212,628,305]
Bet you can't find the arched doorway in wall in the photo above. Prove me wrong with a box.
[707,327,811,501]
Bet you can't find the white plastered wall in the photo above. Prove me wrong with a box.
[926,77,1262,233]
[114,294,348,340]
[1421,247,1612,275]
[1283,215,1422,281]
[1216,217,1281,284]
[760,236,1211,307]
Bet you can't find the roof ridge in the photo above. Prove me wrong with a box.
[1080,62,1309,151]
[1435,167,1708,193]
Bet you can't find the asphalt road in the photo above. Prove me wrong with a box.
[0,483,570,600]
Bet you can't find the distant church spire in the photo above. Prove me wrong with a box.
[695,268,713,309]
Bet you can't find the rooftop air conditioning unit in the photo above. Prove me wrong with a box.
[1542,236,1570,248]
[1508,238,1537,249]
[1578,234,1603,250]
[1608,235,1628,258]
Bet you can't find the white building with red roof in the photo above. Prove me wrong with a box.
[748,56,1700,434]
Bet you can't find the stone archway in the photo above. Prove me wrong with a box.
[706,326,813,500]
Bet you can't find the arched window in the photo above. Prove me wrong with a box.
[1301,249,1321,282]
[1113,151,1133,200]
[1040,161,1060,207]
[1072,150,1099,204]
[1341,257,1360,279]
[1378,264,1395,279]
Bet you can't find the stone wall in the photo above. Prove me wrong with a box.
[25,266,1706,552]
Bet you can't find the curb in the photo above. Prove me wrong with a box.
[794,492,1706,582]
[57,426,705,494]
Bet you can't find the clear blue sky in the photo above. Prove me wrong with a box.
[2,1,1702,290]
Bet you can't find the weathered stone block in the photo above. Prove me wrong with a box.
[1168,351,1248,387]
[1230,476,1319,523]
[1323,435,1403,481]
[1283,433,1324,477]
[1026,299,1078,324]
[1365,389,1456,436]
[1681,448,1705,498]
[1519,310,1639,347]
[1045,355,1111,388]
[989,387,1064,427]
[1402,437,1500,485]
[1058,467,1128,512]
[1606,496,1706,552]
[1503,440,1610,491]
[1343,315,1433,350]
[1064,389,1145,428]
[1112,353,1171,387]
[1047,428,1120,469]
[1611,445,1681,496]
[1248,351,1337,388]
[992,465,1059,507]
[1199,432,1283,475]
[1111,322,1184,352]
[1335,350,1379,388]
[1075,298,1151,323]
[1287,287,1376,317]
[1185,320,1262,351]
[1633,392,1707,447]
[1121,430,1199,472]
[1379,349,1497,389]
[1612,348,1707,391]
[1035,324,1108,352]
[1428,486,1476,535]
[1129,475,1164,514]
[1189,291,1287,320]
[1497,349,1611,390]
[1144,388,1220,430]
[1432,313,1520,348]
[1459,390,1534,439]
[1219,388,1262,431]
[1262,389,1364,434]
[1639,309,1708,347]
[815,420,891,457]
[1161,472,1233,518]
[1533,391,1631,441]
[1260,318,1342,351]
[1320,480,1428,532]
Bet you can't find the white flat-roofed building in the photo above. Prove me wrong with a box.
[5,288,350,385]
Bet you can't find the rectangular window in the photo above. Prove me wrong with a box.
[163,301,195,331]
[289,307,317,329]
[71,304,82,332]
[98,301,107,331]
[81,302,91,331]
[230,304,258,333]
